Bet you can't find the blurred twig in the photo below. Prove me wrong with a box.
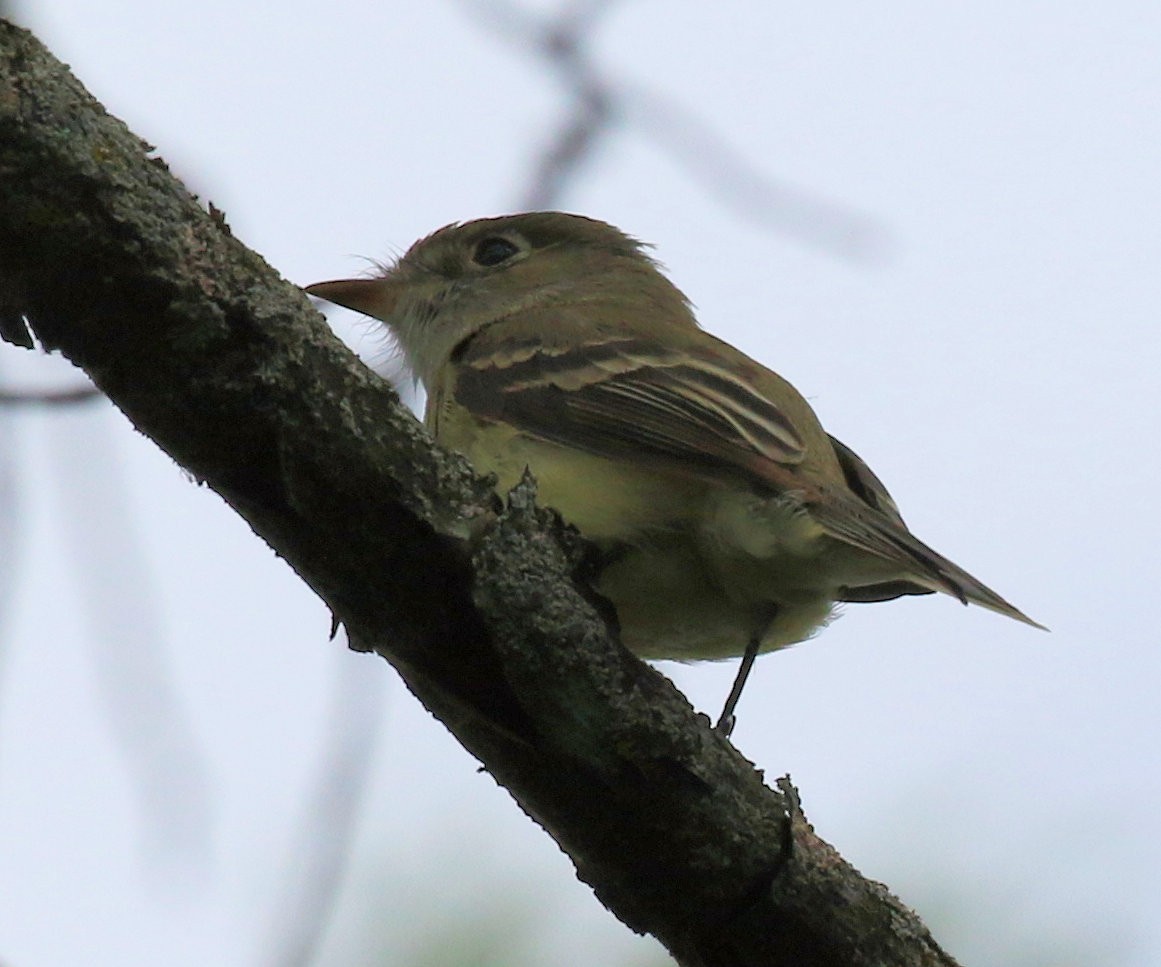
[258,651,385,967]
[0,408,16,694]
[0,335,210,879]
[46,410,214,883]
[624,85,885,260]
[452,0,888,258]
[0,384,103,405]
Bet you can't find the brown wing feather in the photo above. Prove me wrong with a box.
[454,334,808,480]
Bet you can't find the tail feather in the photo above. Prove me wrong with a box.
[814,495,1046,630]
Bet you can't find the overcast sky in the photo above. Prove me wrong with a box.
[3,3,1160,965]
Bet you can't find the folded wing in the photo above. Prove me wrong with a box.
[452,322,1042,628]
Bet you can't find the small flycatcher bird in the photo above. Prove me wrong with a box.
[307,212,1042,733]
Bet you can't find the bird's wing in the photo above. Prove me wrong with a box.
[451,322,1044,629]
[827,433,906,524]
[452,329,810,484]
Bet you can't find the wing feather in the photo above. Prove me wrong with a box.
[454,334,808,478]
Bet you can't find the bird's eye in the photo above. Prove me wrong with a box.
[472,236,520,267]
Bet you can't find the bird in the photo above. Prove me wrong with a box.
[307,212,1043,734]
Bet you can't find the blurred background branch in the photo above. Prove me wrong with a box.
[454,0,886,258]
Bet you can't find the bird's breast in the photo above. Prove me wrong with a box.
[434,405,706,540]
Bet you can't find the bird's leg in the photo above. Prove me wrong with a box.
[715,639,757,736]
[715,609,776,737]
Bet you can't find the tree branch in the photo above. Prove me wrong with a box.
[0,21,960,967]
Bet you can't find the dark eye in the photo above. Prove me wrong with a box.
[472,236,520,267]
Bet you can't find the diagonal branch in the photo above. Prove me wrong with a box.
[0,20,959,967]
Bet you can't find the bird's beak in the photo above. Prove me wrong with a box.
[305,277,401,322]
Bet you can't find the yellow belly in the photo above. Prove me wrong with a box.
[436,408,846,659]
[441,413,703,539]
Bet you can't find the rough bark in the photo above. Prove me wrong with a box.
[0,21,961,967]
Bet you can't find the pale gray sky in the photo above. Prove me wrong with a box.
[3,3,1159,965]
